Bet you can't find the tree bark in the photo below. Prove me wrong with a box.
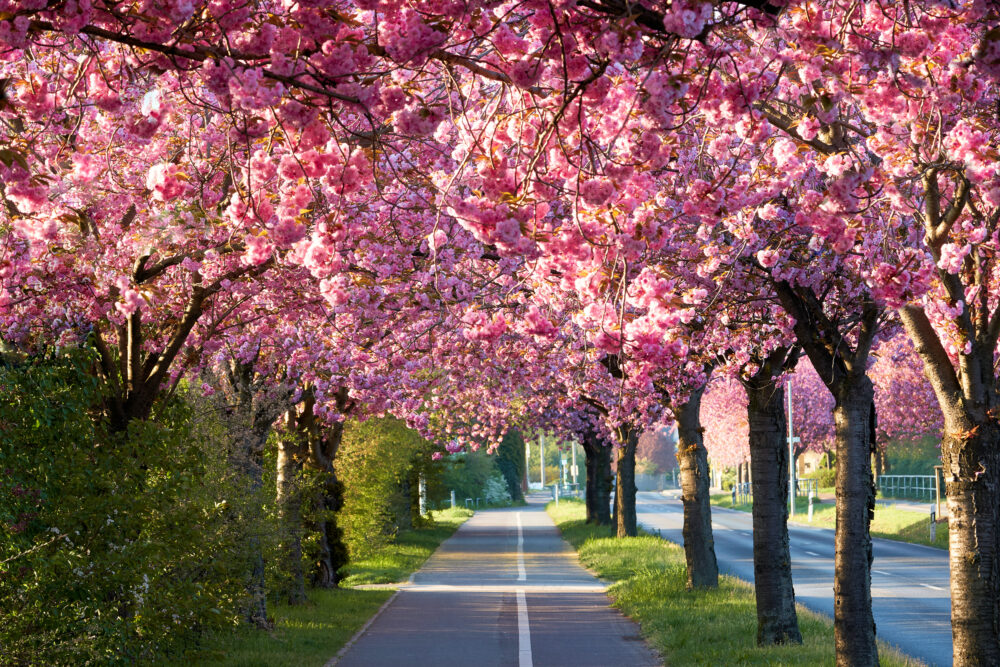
[831,376,879,666]
[614,425,639,538]
[945,424,1000,666]
[218,355,294,628]
[774,279,883,666]
[900,307,1000,665]
[275,431,307,605]
[676,385,719,589]
[298,390,351,589]
[581,424,613,525]
[745,376,801,645]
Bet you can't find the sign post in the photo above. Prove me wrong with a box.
[787,381,801,516]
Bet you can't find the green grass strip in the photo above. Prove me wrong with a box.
[547,499,925,666]
[340,507,474,587]
[712,494,948,549]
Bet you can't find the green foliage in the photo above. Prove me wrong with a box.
[887,435,942,475]
[339,507,472,587]
[181,506,473,665]
[635,457,660,476]
[335,417,438,560]
[495,428,526,501]
[547,500,922,667]
[0,353,259,665]
[440,449,497,503]
[803,467,836,488]
[720,468,736,491]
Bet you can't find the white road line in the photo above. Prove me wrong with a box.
[921,583,945,591]
[516,512,526,581]
[873,569,892,576]
[517,589,532,667]
[804,550,820,557]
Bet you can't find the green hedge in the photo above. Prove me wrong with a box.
[0,352,259,665]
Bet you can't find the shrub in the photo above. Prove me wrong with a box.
[0,352,256,665]
[804,467,836,489]
[335,417,437,560]
[483,472,512,505]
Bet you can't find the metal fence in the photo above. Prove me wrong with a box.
[876,474,937,501]
[730,478,818,506]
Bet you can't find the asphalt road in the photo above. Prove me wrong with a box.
[636,491,952,667]
[336,496,660,667]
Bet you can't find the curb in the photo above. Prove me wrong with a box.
[323,588,402,667]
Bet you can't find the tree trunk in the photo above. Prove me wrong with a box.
[832,376,879,666]
[242,447,270,626]
[313,473,348,589]
[614,425,638,538]
[582,426,613,525]
[746,379,801,645]
[677,386,719,589]
[276,434,307,605]
[944,421,1000,665]
[901,306,1000,665]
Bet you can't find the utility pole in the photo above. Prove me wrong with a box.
[539,432,545,488]
[788,380,800,516]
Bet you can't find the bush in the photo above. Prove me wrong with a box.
[483,472,512,505]
[0,352,256,665]
[335,417,437,560]
[804,467,836,488]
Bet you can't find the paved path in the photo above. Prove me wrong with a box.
[637,491,951,667]
[336,496,660,667]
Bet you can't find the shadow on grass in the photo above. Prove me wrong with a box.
[548,498,924,667]
[166,587,392,667]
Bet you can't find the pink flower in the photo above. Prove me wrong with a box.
[146,163,190,202]
[580,178,615,207]
[115,288,144,317]
[937,243,970,274]
[69,153,102,184]
[756,249,780,268]
[243,235,273,266]
[798,116,821,141]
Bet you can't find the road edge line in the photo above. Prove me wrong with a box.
[323,588,402,667]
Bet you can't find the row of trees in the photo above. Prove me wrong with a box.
[1,1,998,665]
[0,347,520,662]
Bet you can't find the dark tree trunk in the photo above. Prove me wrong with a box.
[902,302,1000,666]
[242,446,270,626]
[313,474,348,588]
[945,423,1000,666]
[276,433,307,605]
[614,425,638,538]
[299,391,352,589]
[831,376,879,666]
[219,356,294,628]
[676,385,719,589]
[745,375,801,645]
[775,280,883,666]
[581,425,613,525]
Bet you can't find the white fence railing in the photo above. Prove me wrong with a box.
[876,474,937,502]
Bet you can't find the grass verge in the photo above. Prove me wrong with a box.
[711,494,947,549]
[340,506,474,586]
[169,506,473,666]
[548,499,924,666]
